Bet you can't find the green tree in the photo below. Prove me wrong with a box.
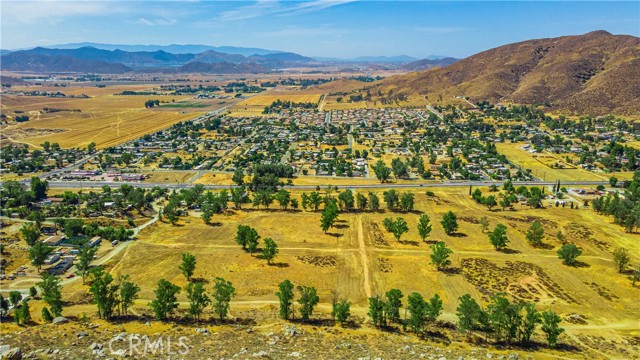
[430,241,452,271]
[232,168,245,186]
[338,189,355,212]
[149,279,181,321]
[526,221,545,247]
[186,281,210,321]
[20,222,41,246]
[163,202,180,225]
[14,301,32,325]
[383,217,409,242]
[488,224,509,250]
[456,294,482,337]
[118,274,140,317]
[356,193,368,211]
[200,205,215,224]
[320,201,340,233]
[235,225,250,250]
[231,186,249,209]
[308,191,323,211]
[368,192,380,212]
[332,299,351,324]
[373,160,392,183]
[63,218,84,238]
[297,285,320,321]
[520,302,541,345]
[253,190,274,209]
[87,142,97,153]
[275,189,291,210]
[9,291,22,307]
[487,293,524,344]
[246,229,260,255]
[383,189,399,211]
[262,238,279,265]
[541,310,564,348]
[407,292,427,333]
[425,293,443,322]
[76,245,98,284]
[368,295,387,328]
[38,273,63,317]
[29,242,53,272]
[612,248,630,273]
[30,176,48,200]
[441,211,459,235]
[557,243,582,266]
[88,266,119,320]
[385,288,404,323]
[41,307,53,322]
[483,195,497,211]
[179,253,197,281]
[487,293,511,343]
[417,214,432,242]
[276,280,295,320]
[400,192,415,212]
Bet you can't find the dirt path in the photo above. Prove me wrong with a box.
[356,215,372,298]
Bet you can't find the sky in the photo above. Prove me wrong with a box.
[1,1,639,59]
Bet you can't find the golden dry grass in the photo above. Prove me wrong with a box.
[141,171,197,184]
[496,143,609,181]
[1,84,205,149]
[2,186,637,357]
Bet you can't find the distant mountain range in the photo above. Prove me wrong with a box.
[370,31,640,115]
[16,42,282,56]
[0,46,319,73]
[1,43,457,73]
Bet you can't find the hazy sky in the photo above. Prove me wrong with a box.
[1,1,639,58]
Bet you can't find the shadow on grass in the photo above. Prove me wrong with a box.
[572,260,590,268]
[190,277,210,284]
[441,267,462,275]
[334,224,349,229]
[268,262,289,268]
[401,240,420,246]
[449,232,467,238]
[497,248,521,254]
[326,232,343,238]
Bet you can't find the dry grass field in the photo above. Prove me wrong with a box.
[495,143,634,181]
[1,84,205,149]
[48,187,639,357]
[1,186,638,358]
[229,92,323,116]
[140,171,197,184]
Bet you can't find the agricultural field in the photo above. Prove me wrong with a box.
[1,83,207,149]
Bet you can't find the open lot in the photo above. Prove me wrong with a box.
[495,143,635,181]
[26,187,630,358]
[229,92,323,116]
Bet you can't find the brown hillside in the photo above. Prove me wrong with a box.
[373,31,640,115]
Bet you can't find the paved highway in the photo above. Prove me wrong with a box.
[42,179,608,191]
